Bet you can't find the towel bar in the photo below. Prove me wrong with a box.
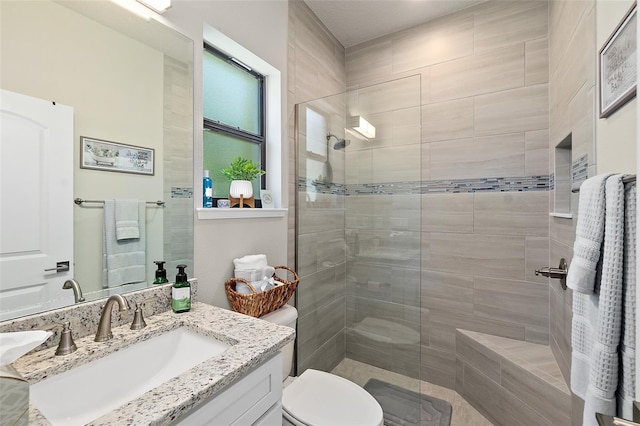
[572,174,636,193]
[74,198,164,206]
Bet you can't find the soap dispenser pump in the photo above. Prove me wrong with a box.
[153,260,168,284]
[172,264,191,313]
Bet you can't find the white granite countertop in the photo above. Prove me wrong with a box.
[13,302,295,425]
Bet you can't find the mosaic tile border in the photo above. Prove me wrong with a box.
[299,175,550,195]
[571,155,588,191]
[171,186,193,198]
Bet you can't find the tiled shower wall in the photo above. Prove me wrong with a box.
[345,1,552,389]
[548,1,596,423]
[287,1,347,373]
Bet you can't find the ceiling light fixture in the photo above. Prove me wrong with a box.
[111,0,154,20]
[348,116,376,139]
[136,0,172,14]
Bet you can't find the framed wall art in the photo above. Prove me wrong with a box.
[599,2,637,118]
[80,136,155,175]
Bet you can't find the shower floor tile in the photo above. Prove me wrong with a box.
[332,358,492,426]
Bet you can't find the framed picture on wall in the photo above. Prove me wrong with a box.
[599,2,637,118]
[80,136,155,175]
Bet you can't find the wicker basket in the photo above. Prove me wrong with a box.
[225,265,299,318]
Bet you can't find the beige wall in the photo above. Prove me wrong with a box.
[1,1,164,293]
[163,1,290,308]
[595,0,637,174]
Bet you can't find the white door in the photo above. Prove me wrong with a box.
[0,89,74,321]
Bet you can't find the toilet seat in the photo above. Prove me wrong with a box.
[282,369,384,426]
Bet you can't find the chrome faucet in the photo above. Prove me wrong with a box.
[62,278,85,303]
[95,294,130,342]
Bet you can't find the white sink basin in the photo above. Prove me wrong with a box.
[30,327,230,425]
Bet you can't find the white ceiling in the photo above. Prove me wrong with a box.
[303,0,487,48]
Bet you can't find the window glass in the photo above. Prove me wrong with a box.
[203,49,261,135]
[203,130,262,199]
[203,44,265,202]
[304,108,327,157]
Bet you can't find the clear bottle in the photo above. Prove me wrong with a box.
[203,170,213,208]
[172,264,191,313]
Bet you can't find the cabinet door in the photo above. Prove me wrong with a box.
[174,353,282,426]
[253,402,282,426]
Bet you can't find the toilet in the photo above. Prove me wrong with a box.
[261,305,384,426]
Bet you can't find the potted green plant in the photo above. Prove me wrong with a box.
[221,157,265,199]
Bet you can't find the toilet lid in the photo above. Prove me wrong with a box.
[282,369,383,426]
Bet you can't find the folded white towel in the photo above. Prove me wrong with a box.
[103,200,146,287]
[0,331,52,366]
[115,199,140,240]
[235,266,275,282]
[235,266,275,295]
[233,254,268,270]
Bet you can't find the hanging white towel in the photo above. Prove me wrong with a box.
[567,174,636,425]
[581,174,625,424]
[115,199,140,240]
[568,174,611,401]
[618,181,636,419]
[103,200,146,287]
[567,174,611,293]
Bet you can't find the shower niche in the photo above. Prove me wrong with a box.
[552,134,572,217]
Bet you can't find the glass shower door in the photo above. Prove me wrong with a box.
[344,75,422,380]
[295,92,348,374]
[296,74,423,424]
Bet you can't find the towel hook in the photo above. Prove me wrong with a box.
[535,258,568,290]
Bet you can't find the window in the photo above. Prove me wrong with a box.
[202,44,265,200]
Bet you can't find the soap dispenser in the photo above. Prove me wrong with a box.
[172,264,191,313]
[153,260,168,285]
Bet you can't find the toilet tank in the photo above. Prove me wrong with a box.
[260,305,297,380]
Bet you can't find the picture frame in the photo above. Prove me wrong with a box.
[599,2,637,118]
[80,136,154,175]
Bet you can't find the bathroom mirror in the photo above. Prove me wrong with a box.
[0,0,194,320]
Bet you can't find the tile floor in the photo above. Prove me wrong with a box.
[331,358,493,426]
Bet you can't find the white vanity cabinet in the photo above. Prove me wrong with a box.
[174,352,282,426]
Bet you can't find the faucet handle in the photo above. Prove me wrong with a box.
[130,302,147,330]
[55,322,78,356]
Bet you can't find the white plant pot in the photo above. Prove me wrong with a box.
[229,180,253,198]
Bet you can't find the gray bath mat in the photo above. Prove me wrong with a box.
[364,379,452,426]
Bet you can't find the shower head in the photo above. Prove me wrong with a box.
[327,134,351,150]
[333,138,350,150]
